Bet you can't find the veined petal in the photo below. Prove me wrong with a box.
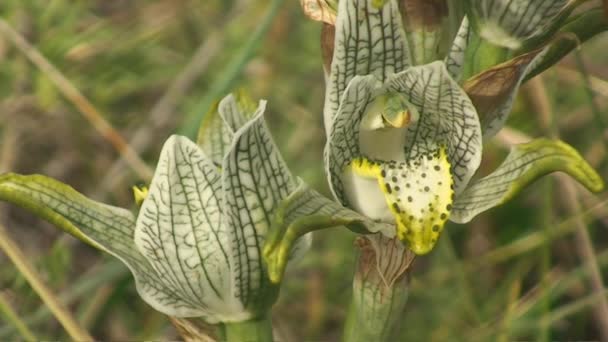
[196,102,233,166]
[0,174,207,319]
[451,139,605,223]
[325,75,378,205]
[469,0,569,49]
[134,135,241,321]
[264,180,394,283]
[196,93,259,166]
[464,47,545,138]
[387,61,482,194]
[347,148,453,254]
[444,16,471,81]
[222,100,298,310]
[218,92,259,133]
[324,0,409,131]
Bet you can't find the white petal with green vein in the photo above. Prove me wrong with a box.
[445,16,470,81]
[451,139,605,223]
[325,75,379,205]
[134,135,243,320]
[387,61,482,194]
[324,0,409,131]
[222,99,298,309]
[0,174,208,319]
[470,0,569,49]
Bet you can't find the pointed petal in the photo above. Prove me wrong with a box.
[463,47,545,138]
[451,139,605,224]
[219,92,259,133]
[325,75,378,205]
[134,135,244,320]
[222,101,298,309]
[0,174,207,319]
[347,148,453,254]
[196,102,233,166]
[264,180,394,283]
[469,0,569,49]
[197,92,260,167]
[324,0,409,130]
[387,61,482,194]
[445,16,471,81]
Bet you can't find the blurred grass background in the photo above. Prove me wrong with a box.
[0,0,607,341]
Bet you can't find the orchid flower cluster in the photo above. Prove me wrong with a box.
[0,0,605,340]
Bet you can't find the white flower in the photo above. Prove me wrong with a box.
[322,0,603,254]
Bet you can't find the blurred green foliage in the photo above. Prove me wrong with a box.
[0,0,607,341]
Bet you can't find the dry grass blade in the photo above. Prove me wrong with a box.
[96,31,223,195]
[0,19,153,181]
[0,224,93,341]
[527,75,608,340]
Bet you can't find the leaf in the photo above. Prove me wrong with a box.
[134,136,247,320]
[324,0,410,130]
[451,139,605,224]
[444,16,471,81]
[263,180,394,283]
[387,61,482,194]
[468,0,569,49]
[222,100,298,309]
[0,174,204,319]
[463,47,544,138]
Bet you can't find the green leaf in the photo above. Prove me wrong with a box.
[222,99,298,309]
[324,0,410,130]
[451,139,605,223]
[0,174,201,319]
[134,135,243,321]
[467,0,569,49]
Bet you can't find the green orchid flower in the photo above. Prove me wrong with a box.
[323,0,604,255]
[0,93,333,324]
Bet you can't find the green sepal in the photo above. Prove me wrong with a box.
[0,173,136,253]
[451,139,604,223]
[263,181,389,284]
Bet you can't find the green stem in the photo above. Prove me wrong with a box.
[343,235,412,342]
[223,315,273,342]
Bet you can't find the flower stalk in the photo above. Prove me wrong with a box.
[343,235,414,342]
[223,315,274,342]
